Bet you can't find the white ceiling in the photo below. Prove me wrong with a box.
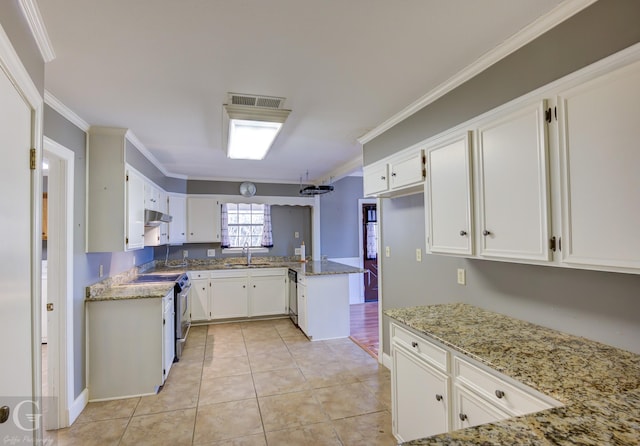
[38,0,565,184]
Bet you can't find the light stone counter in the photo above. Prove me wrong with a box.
[385,303,640,445]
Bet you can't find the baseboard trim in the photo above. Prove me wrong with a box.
[382,352,392,370]
[68,388,88,425]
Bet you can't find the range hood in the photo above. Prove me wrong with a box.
[299,185,334,196]
[144,209,172,227]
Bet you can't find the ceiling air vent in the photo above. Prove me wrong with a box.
[228,93,285,109]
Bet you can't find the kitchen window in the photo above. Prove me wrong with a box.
[221,203,273,249]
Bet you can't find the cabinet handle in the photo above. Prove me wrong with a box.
[495,390,505,399]
[253,285,256,288]
[435,394,443,402]
[411,341,418,348]
[482,230,491,236]
[459,230,467,236]
[459,413,468,421]
[391,172,397,177]
[380,175,386,180]
[243,285,246,288]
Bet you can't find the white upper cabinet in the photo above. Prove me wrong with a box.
[557,59,640,271]
[363,149,425,197]
[475,101,551,262]
[144,181,162,211]
[168,194,187,245]
[389,150,425,190]
[126,168,145,251]
[187,197,221,243]
[87,127,146,252]
[426,132,473,256]
[363,163,389,196]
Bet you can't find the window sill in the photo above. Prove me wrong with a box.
[222,247,270,255]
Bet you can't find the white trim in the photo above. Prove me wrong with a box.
[381,352,392,370]
[357,0,597,145]
[43,136,75,429]
[314,155,363,186]
[68,388,88,425]
[125,130,187,179]
[376,197,384,364]
[186,174,303,184]
[44,90,89,131]
[312,195,321,261]
[357,198,377,303]
[17,0,56,62]
[0,23,41,107]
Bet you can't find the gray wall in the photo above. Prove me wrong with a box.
[155,205,312,261]
[370,0,640,356]
[44,105,154,399]
[0,0,44,93]
[187,180,303,196]
[319,176,364,258]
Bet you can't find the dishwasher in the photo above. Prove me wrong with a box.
[288,269,298,326]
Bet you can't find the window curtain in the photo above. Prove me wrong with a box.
[261,204,273,248]
[220,203,230,248]
[366,222,378,259]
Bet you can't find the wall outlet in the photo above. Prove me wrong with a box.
[294,231,299,239]
[385,246,391,257]
[182,250,188,258]
[99,264,104,278]
[416,248,422,262]
[207,249,215,257]
[457,268,466,285]
[294,247,301,255]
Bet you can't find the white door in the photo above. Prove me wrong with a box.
[211,277,249,319]
[249,275,286,316]
[0,59,36,426]
[126,169,145,250]
[190,279,210,321]
[168,195,187,244]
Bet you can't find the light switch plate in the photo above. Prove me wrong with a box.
[294,231,299,239]
[207,249,215,257]
[385,246,390,257]
[457,268,466,285]
[294,247,301,255]
[99,264,104,278]
[416,248,422,262]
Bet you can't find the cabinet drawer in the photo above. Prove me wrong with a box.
[189,271,211,280]
[391,324,448,371]
[211,269,247,278]
[454,356,555,415]
[250,268,286,278]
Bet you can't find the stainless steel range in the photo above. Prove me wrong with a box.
[129,272,192,361]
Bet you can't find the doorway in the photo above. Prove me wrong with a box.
[350,199,379,358]
[42,137,75,430]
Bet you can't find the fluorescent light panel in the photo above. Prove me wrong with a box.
[228,119,282,160]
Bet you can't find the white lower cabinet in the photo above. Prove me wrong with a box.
[296,273,350,340]
[189,268,286,322]
[87,291,174,401]
[392,344,449,442]
[390,323,559,443]
[297,282,308,334]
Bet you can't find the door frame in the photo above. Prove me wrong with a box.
[357,198,377,302]
[0,20,44,439]
[43,137,75,429]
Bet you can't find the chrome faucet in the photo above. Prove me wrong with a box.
[243,241,252,265]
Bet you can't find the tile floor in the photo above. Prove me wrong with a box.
[46,318,396,445]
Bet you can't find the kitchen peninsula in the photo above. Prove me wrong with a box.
[385,304,640,445]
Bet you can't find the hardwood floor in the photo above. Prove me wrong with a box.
[350,302,379,358]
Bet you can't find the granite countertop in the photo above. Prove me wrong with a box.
[385,303,640,445]
[86,258,364,301]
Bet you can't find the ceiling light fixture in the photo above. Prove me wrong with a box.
[223,94,291,160]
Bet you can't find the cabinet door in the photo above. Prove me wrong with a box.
[144,182,161,211]
[187,197,221,243]
[211,277,249,319]
[390,150,425,189]
[162,294,175,382]
[126,169,145,250]
[453,384,508,430]
[168,195,187,245]
[392,345,450,442]
[190,278,210,321]
[558,60,640,270]
[426,133,473,255]
[297,283,308,335]
[476,101,551,261]
[363,163,389,196]
[250,274,286,316]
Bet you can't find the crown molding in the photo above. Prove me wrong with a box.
[18,0,55,63]
[357,0,597,145]
[44,90,89,131]
[313,155,363,186]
